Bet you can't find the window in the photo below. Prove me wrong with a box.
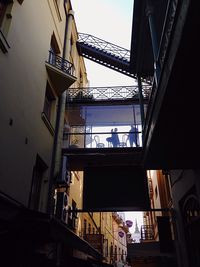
[29,155,48,210]
[53,0,61,21]
[110,243,114,264]
[0,0,13,52]
[70,199,77,229]
[70,36,74,58]
[0,0,13,34]
[88,223,91,234]
[155,186,158,198]
[83,219,87,235]
[114,246,117,261]
[50,32,60,62]
[121,249,124,261]
[42,82,56,135]
[43,82,55,121]
[0,2,7,26]
[48,33,60,68]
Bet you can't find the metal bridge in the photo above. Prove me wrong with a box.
[76,33,152,84]
[66,85,152,103]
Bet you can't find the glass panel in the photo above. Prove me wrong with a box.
[67,104,144,126]
[65,104,146,148]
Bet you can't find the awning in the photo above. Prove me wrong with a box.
[0,192,102,261]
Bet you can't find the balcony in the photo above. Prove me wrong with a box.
[140,225,154,242]
[82,233,104,254]
[45,50,76,96]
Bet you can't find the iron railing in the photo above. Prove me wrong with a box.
[47,50,75,76]
[63,130,142,149]
[77,33,153,84]
[67,85,152,102]
[140,225,154,241]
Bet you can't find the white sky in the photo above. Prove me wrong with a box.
[72,0,136,87]
[71,0,143,233]
[124,211,144,234]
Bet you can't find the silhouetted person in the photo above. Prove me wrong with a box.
[112,128,120,147]
[106,129,113,147]
[128,125,138,147]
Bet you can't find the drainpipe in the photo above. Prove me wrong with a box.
[47,0,74,216]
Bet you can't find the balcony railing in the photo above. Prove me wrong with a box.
[67,85,152,102]
[47,50,75,76]
[140,225,154,241]
[63,128,142,149]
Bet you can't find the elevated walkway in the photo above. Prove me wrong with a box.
[67,85,151,104]
[77,33,132,77]
[77,33,152,84]
[64,85,150,170]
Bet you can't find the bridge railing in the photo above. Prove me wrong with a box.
[63,129,142,149]
[78,33,130,62]
[67,85,152,102]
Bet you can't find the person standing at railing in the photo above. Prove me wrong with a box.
[112,128,120,147]
[128,125,139,147]
[106,129,113,147]
[106,128,120,147]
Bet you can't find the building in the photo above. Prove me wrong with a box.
[67,1,200,266]
[112,212,128,266]
[1,1,200,267]
[0,0,104,266]
[0,0,80,212]
[127,170,176,267]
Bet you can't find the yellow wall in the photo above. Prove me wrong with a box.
[0,0,84,212]
[112,213,128,265]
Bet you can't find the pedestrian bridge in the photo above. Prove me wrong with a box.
[63,85,151,169]
[64,85,151,150]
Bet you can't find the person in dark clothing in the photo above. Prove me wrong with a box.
[106,129,113,147]
[112,128,120,147]
[106,128,120,147]
[128,125,138,147]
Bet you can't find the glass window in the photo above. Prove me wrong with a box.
[0,2,7,26]
[43,82,55,121]
[0,1,13,37]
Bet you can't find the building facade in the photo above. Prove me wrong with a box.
[1,1,199,267]
[0,1,102,266]
[0,0,87,213]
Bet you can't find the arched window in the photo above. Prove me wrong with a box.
[182,195,200,225]
[181,193,200,266]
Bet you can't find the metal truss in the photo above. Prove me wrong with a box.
[77,33,153,84]
[67,85,152,102]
